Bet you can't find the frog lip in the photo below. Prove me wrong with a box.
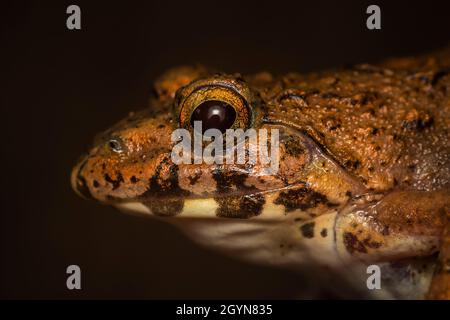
[112,186,295,218]
[112,184,301,204]
[71,156,93,200]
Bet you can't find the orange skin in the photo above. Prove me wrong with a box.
[72,49,450,298]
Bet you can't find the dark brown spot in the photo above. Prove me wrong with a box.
[104,172,124,190]
[343,159,360,170]
[144,198,184,217]
[188,171,202,185]
[215,193,265,219]
[147,158,187,196]
[320,228,328,238]
[300,222,315,238]
[274,184,337,212]
[130,176,138,183]
[343,232,367,254]
[402,117,434,131]
[212,169,259,195]
[363,236,382,249]
[283,136,306,157]
[139,157,189,216]
[329,124,341,131]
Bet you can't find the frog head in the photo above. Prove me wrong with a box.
[72,66,366,216]
[71,66,371,269]
[70,57,450,298]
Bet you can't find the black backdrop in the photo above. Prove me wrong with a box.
[2,0,450,299]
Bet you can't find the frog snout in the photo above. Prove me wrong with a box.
[71,157,93,200]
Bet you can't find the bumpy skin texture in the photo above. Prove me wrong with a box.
[72,49,450,299]
[259,50,450,191]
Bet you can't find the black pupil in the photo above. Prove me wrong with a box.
[190,100,236,134]
[108,140,121,152]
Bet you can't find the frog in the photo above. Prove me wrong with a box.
[71,48,450,299]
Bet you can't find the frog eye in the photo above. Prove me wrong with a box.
[176,76,253,134]
[107,138,124,153]
[190,100,237,134]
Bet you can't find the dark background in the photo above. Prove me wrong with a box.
[2,0,449,299]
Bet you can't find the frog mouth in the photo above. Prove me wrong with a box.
[71,157,94,200]
[72,121,366,220]
[114,186,297,220]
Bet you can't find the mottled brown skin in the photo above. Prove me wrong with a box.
[72,48,450,299]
